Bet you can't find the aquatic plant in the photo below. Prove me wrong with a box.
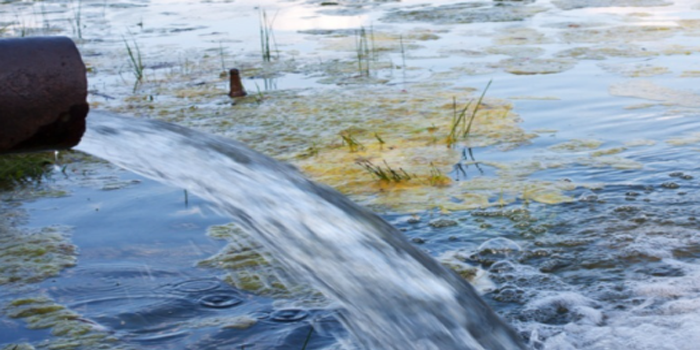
[341,133,365,152]
[427,162,451,187]
[446,80,492,147]
[123,36,144,92]
[357,159,412,183]
[70,0,83,39]
[0,153,54,187]
[259,9,278,62]
[374,132,386,150]
[301,327,314,350]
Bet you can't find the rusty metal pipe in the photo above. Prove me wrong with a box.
[0,36,89,154]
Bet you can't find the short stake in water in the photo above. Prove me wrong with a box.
[228,68,247,98]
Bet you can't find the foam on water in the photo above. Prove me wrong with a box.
[76,111,524,350]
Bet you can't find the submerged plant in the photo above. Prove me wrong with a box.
[355,26,376,77]
[446,80,493,147]
[123,36,144,92]
[357,159,412,183]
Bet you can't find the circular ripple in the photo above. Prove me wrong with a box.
[198,293,244,309]
[174,279,222,293]
[270,308,309,322]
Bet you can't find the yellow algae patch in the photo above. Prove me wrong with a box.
[667,132,700,146]
[609,80,700,107]
[550,139,604,152]
[599,63,670,77]
[143,79,574,211]
[591,147,627,157]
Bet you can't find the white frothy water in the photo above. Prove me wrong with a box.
[76,111,524,350]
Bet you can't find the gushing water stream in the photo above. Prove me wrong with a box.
[76,111,524,350]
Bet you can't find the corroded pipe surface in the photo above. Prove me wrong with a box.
[0,36,89,154]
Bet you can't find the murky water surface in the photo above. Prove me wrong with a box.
[3,0,700,349]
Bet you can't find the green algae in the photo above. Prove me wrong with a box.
[560,25,677,44]
[598,63,670,77]
[625,139,657,147]
[492,28,552,46]
[666,132,700,146]
[192,315,257,330]
[555,45,659,60]
[581,156,644,170]
[486,46,545,58]
[549,139,604,152]
[4,296,130,350]
[680,70,700,77]
[199,223,297,297]
[591,147,627,157]
[0,225,77,285]
[499,57,576,75]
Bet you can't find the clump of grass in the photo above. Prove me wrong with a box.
[355,26,376,77]
[446,80,492,147]
[259,9,278,62]
[341,133,365,153]
[0,153,54,188]
[427,163,451,187]
[357,159,412,183]
[123,36,144,92]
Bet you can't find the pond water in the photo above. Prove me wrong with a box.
[3,0,700,349]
